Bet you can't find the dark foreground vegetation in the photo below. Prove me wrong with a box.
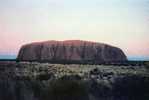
[0,61,149,100]
[0,75,149,100]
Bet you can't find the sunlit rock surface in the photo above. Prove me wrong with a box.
[17,40,127,63]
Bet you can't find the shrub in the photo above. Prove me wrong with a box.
[45,76,89,100]
[113,75,149,100]
[89,79,112,99]
[144,61,149,71]
[36,73,53,81]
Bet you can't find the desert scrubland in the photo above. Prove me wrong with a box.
[0,61,149,100]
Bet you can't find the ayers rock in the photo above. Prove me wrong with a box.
[17,40,127,63]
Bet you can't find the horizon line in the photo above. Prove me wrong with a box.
[0,54,149,61]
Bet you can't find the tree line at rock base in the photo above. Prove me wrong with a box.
[0,59,147,66]
[16,59,146,66]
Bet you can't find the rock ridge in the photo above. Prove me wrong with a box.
[17,40,127,63]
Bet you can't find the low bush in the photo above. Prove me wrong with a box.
[144,61,149,70]
[113,75,149,100]
[46,76,88,100]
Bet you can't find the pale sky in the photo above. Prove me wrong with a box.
[0,0,149,60]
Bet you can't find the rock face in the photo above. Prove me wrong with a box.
[17,40,127,63]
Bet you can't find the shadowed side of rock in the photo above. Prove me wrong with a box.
[17,40,127,63]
